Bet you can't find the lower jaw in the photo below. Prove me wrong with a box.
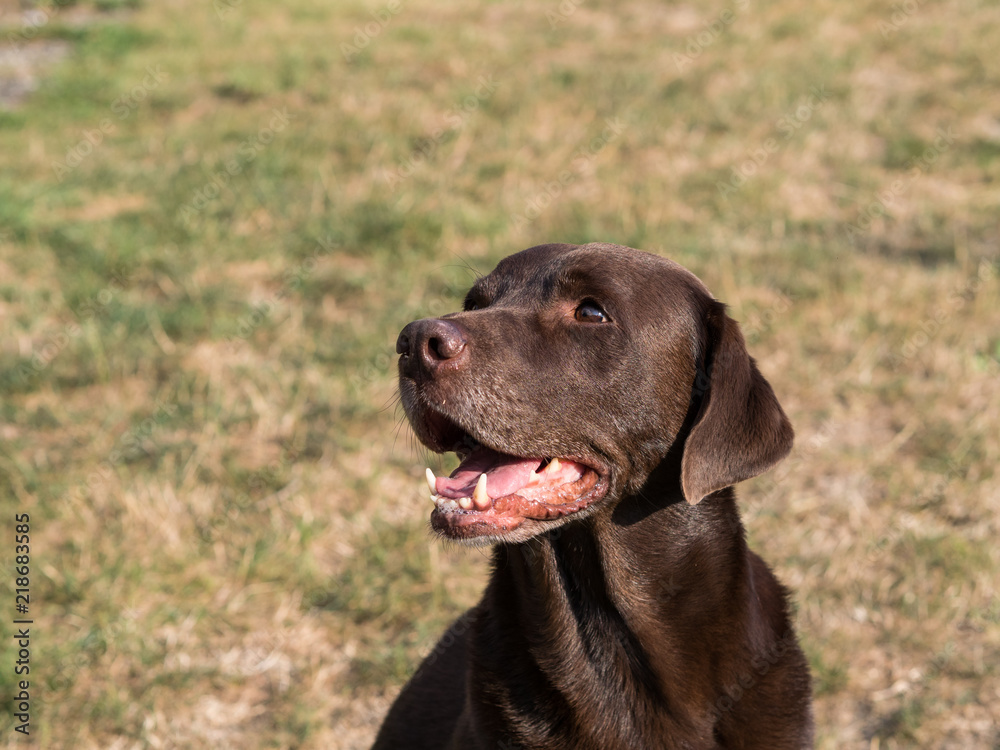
[430,508,527,537]
[430,482,606,540]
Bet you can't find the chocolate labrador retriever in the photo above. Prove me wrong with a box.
[374,243,813,749]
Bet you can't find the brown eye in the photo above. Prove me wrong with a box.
[574,301,609,323]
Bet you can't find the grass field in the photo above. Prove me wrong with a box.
[0,0,998,747]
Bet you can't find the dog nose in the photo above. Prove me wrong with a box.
[397,318,468,377]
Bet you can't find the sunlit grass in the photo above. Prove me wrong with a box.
[0,0,997,747]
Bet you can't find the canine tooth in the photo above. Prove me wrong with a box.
[425,468,437,495]
[458,496,473,510]
[547,458,562,473]
[473,473,490,510]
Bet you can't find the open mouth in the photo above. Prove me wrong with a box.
[422,427,606,539]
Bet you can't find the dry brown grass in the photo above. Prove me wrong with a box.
[0,0,997,747]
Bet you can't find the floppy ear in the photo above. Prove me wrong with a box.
[680,302,794,504]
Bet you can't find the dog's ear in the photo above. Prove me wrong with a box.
[680,302,793,505]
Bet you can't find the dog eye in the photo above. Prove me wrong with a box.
[574,301,609,323]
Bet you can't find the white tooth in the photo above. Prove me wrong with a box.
[548,458,562,473]
[434,496,459,512]
[425,468,437,495]
[458,496,473,510]
[473,473,490,510]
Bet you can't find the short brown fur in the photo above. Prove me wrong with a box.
[375,243,813,750]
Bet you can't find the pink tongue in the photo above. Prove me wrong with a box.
[435,447,541,499]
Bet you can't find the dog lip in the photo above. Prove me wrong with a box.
[418,399,610,477]
[409,397,469,453]
[429,461,610,540]
[406,393,613,539]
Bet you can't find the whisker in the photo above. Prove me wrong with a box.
[379,391,402,414]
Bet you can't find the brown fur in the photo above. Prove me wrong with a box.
[374,243,813,749]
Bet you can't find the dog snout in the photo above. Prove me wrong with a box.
[397,318,469,378]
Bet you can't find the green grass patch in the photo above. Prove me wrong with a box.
[1,0,998,746]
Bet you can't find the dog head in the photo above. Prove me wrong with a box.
[397,243,792,544]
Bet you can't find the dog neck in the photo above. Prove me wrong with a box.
[471,486,758,745]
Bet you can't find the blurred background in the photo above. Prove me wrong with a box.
[0,0,997,747]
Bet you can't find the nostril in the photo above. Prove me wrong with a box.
[396,332,411,356]
[428,332,465,360]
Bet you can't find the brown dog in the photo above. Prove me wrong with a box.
[374,243,813,749]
